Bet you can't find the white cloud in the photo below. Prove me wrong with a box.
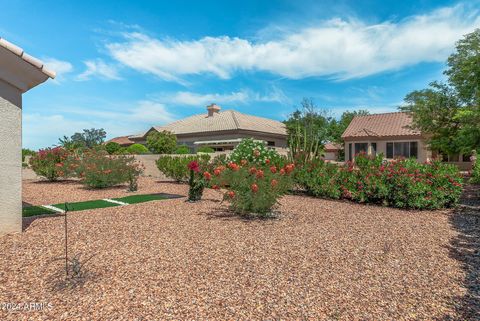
[42,58,73,82]
[23,100,176,149]
[76,59,122,81]
[106,4,480,81]
[160,87,289,106]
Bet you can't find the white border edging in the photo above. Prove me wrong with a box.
[41,205,65,214]
[102,198,129,206]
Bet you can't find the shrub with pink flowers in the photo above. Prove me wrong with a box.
[71,149,144,190]
[29,147,75,181]
[208,161,294,217]
[295,153,463,210]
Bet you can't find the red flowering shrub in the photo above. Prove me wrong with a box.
[295,154,463,210]
[72,149,143,189]
[29,147,75,181]
[209,161,294,217]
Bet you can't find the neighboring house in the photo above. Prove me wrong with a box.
[111,104,288,152]
[0,38,54,235]
[341,112,472,168]
[323,142,341,161]
[107,135,136,147]
[342,112,428,162]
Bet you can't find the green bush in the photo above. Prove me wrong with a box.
[29,147,75,181]
[105,142,121,154]
[73,149,143,189]
[175,145,191,154]
[22,148,36,162]
[229,138,281,166]
[156,155,211,182]
[209,161,295,217]
[197,146,215,153]
[126,143,150,155]
[146,130,177,154]
[295,153,463,210]
[471,162,480,184]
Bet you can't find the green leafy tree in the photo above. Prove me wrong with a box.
[401,29,480,155]
[59,128,107,149]
[146,130,177,154]
[105,142,121,154]
[329,110,370,144]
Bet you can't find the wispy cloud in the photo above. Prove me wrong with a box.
[42,58,73,82]
[159,87,289,106]
[76,59,122,81]
[23,100,176,149]
[105,3,480,82]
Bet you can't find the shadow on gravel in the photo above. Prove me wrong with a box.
[446,183,480,320]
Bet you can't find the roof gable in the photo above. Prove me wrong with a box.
[341,112,421,139]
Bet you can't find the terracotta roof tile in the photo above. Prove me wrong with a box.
[151,110,287,136]
[341,112,420,139]
[324,142,342,151]
[107,136,135,146]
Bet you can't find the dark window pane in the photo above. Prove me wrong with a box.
[386,143,393,158]
[348,143,352,161]
[354,143,368,155]
[410,142,418,159]
[267,141,275,146]
[463,153,472,162]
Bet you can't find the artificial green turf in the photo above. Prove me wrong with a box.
[22,206,57,217]
[113,194,166,204]
[53,199,120,212]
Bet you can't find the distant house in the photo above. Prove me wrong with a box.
[110,104,287,152]
[107,136,136,147]
[341,112,472,168]
[323,142,341,161]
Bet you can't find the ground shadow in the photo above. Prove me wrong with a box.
[201,206,282,223]
[446,183,480,320]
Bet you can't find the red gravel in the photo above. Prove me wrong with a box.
[0,177,476,319]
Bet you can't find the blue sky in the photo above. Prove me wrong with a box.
[1,0,479,149]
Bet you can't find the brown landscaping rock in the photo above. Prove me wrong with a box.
[0,177,477,319]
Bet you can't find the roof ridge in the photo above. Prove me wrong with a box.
[230,110,240,130]
[354,111,409,118]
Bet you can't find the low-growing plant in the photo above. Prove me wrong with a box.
[29,147,75,181]
[175,145,191,154]
[126,143,150,155]
[229,138,282,166]
[209,161,295,217]
[197,146,215,153]
[72,149,143,189]
[105,142,121,155]
[156,155,211,182]
[295,153,463,210]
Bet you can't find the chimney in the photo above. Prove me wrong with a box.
[207,103,221,117]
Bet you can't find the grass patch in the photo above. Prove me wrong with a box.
[113,194,167,204]
[53,200,120,212]
[23,206,57,217]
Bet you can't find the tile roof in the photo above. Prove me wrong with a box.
[324,142,342,151]
[151,110,287,136]
[107,136,135,146]
[0,37,56,79]
[341,112,421,139]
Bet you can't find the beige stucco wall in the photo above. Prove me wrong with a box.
[344,137,431,163]
[0,79,22,235]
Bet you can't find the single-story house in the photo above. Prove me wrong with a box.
[323,142,341,161]
[0,38,54,235]
[111,104,288,152]
[107,135,136,147]
[341,112,473,168]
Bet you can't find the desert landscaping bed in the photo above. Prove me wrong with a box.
[0,177,478,319]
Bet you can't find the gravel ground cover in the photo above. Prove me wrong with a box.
[0,177,478,319]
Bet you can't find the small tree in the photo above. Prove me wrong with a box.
[126,143,150,155]
[59,128,107,149]
[146,131,177,154]
[105,142,121,154]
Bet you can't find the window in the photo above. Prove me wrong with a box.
[371,143,377,156]
[267,141,275,146]
[386,142,418,159]
[354,143,368,155]
[348,143,352,161]
[463,153,472,162]
[386,143,393,158]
